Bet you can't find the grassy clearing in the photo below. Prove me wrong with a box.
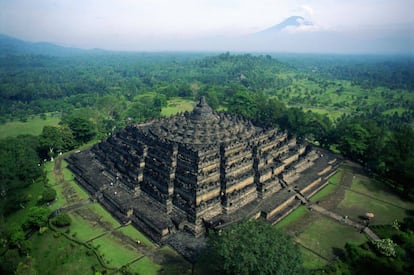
[337,191,412,225]
[30,231,100,275]
[308,170,343,202]
[309,183,338,202]
[47,159,88,210]
[297,217,367,261]
[275,206,308,229]
[274,163,414,270]
[130,256,161,275]
[67,181,89,201]
[44,161,66,210]
[46,156,171,273]
[328,169,343,184]
[0,114,60,139]
[67,211,106,242]
[91,234,139,268]
[50,183,66,210]
[350,177,412,210]
[44,161,55,183]
[61,161,89,201]
[299,246,329,270]
[87,203,121,228]
[303,107,343,121]
[161,98,195,116]
[334,170,414,225]
[118,225,155,248]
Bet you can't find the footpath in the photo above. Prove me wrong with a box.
[292,188,380,241]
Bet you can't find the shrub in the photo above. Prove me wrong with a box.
[40,187,56,203]
[52,213,72,227]
[372,238,397,257]
[23,206,50,230]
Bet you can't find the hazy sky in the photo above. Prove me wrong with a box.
[0,0,413,52]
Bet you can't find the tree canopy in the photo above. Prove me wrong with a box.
[202,220,304,275]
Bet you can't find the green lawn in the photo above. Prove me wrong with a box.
[273,163,414,270]
[61,160,89,201]
[91,234,139,268]
[350,177,409,208]
[129,256,161,275]
[328,169,343,184]
[0,114,60,139]
[296,217,367,262]
[46,160,89,210]
[50,183,67,210]
[334,171,414,225]
[303,107,343,121]
[275,206,308,229]
[44,161,65,210]
[161,98,195,116]
[299,246,329,270]
[46,160,169,273]
[67,210,107,242]
[337,192,413,226]
[119,225,156,248]
[87,203,121,228]
[30,231,100,275]
[309,183,338,202]
[62,203,122,243]
[44,161,55,183]
[308,170,343,203]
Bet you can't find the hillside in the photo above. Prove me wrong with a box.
[0,34,102,56]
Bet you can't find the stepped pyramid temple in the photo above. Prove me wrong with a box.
[67,97,340,255]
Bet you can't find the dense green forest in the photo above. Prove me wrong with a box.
[1,52,413,273]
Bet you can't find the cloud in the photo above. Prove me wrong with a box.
[0,0,412,52]
[300,5,315,19]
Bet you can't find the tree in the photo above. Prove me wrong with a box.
[336,121,370,159]
[6,224,25,248]
[15,257,37,274]
[279,107,308,137]
[0,135,43,216]
[39,187,56,204]
[52,213,72,227]
[254,97,286,127]
[64,116,96,144]
[227,90,257,120]
[126,95,162,122]
[202,220,304,275]
[372,239,397,257]
[23,207,50,230]
[38,125,75,158]
[383,125,414,195]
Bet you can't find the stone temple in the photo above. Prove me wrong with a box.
[67,97,340,255]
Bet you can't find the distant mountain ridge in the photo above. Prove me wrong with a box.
[0,14,411,55]
[0,34,103,56]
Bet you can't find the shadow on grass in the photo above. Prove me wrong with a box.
[405,209,414,216]
[332,247,345,258]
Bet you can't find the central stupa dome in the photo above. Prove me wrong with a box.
[143,97,260,145]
